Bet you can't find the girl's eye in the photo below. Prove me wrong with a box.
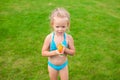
[62,26,65,28]
[56,26,59,28]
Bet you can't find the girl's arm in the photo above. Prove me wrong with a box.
[64,35,75,56]
[42,34,59,57]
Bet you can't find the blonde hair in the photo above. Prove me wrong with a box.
[50,7,70,28]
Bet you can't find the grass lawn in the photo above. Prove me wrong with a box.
[0,0,120,80]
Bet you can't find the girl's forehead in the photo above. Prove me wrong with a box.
[54,16,68,20]
[54,17,68,23]
[54,20,67,25]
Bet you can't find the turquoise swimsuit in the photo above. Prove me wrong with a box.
[48,32,68,71]
[50,32,68,51]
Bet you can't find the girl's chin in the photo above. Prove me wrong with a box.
[55,32,64,35]
[58,32,64,34]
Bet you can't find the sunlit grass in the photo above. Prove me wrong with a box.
[0,0,120,80]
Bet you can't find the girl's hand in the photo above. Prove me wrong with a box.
[57,43,66,54]
[55,49,65,57]
[56,44,66,56]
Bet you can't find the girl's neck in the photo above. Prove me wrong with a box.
[54,32,64,44]
[54,32,64,37]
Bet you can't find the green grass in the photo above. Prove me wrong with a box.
[0,0,120,80]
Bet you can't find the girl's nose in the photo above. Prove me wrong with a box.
[59,27,63,30]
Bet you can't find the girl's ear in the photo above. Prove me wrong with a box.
[67,22,70,27]
[50,21,54,27]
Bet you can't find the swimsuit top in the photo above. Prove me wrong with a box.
[50,33,68,51]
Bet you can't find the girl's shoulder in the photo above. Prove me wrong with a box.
[43,33,53,45]
[65,33,74,45]
[44,32,54,42]
[65,33,73,40]
[45,32,53,39]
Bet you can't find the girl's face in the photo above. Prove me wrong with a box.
[52,17,69,34]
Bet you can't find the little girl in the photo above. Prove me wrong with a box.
[42,7,75,80]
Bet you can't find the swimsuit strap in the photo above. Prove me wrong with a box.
[63,33,66,41]
[52,32,66,41]
[52,32,55,41]
[50,32,68,51]
[62,33,68,47]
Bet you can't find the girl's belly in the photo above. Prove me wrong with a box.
[48,55,67,65]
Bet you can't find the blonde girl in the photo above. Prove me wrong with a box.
[42,7,75,80]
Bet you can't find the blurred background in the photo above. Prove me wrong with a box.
[0,0,120,80]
